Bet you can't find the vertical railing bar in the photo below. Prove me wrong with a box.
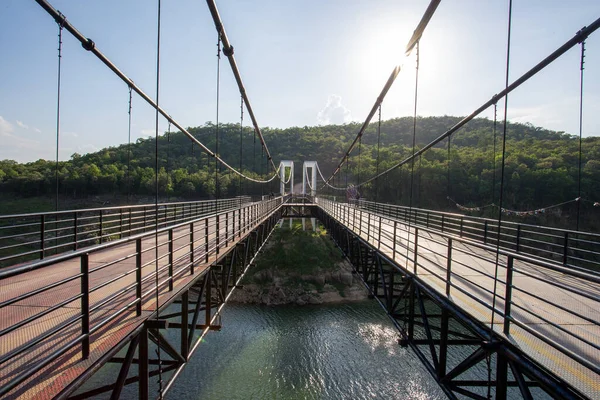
[503,256,514,335]
[81,253,90,359]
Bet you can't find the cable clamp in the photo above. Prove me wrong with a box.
[576,26,588,43]
[82,38,95,51]
[54,11,66,27]
[223,45,234,57]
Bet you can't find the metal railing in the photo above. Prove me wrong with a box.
[319,198,600,396]
[354,199,600,273]
[0,196,282,398]
[0,196,251,268]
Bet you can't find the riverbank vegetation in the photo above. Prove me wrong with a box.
[1,116,598,229]
[230,219,367,305]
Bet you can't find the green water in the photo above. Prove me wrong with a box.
[167,301,446,400]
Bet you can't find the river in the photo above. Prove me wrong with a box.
[167,301,446,399]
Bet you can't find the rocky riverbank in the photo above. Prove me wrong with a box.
[229,218,368,306]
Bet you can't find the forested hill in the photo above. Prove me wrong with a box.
[1,116,599,228]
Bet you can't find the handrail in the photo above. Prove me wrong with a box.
[318,198,600,386]
[0,196,279,279]
[0,196,251,219]
[358,199,600,238]
[352,198,600,273]
[0,196,253,267]
[0,196,283,398]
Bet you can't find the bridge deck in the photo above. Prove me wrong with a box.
[0,202,276,399]
[326,202,600,399]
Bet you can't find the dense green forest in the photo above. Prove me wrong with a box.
[1,116,598,229]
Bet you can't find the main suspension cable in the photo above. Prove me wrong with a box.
[205,0,279,175]
[352,17,600,189]
[321,0,441,189]
[34,0,277,184]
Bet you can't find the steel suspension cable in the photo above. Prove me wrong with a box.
[239,96,244,195]
[375,105,382,202]
[447,135,451,206]
[577,40,586,231]
[357,137,362,185]
[353,17,600,189]
[153,0,164,396]
[321,0,441,189]
[205,0,279,175]
[315,163,345,191]
[407,41,420,260]
[491,102,498,207]
[34,0,277,184]
[54,15,64,211]
[167,120,171,183]
[127,86,133,202]
[215,34,221,209]
[490,0,513,349]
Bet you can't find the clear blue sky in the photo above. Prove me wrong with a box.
[1,0,599,162]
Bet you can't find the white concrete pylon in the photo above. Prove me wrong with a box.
[280,160,294,195]
[302,161,317,196]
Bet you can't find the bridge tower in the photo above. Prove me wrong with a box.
[279,160,294,195]
[302,161,317,196]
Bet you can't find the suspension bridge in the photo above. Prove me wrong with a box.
[1,0,599,399]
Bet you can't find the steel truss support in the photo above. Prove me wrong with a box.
[317,208,588,400]
[63,210,281,400]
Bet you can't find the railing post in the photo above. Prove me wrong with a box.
[225,212,229,247]
[136,238,142,316]
[393,221,397,261]
[459,217,464,237]
[378,216,382,250]
[562,232,569,266]
[81,253,90,359]
[216,215,220,256]
[516,225,522,252]
[73,212,78,251]
[119,208,124,239]
[205,268,212,327]
[190,222,195,274]
[503,256,514,335]
[367,213,371,241]
[484,220,488,244]
[99,211,103,243]
[139,327,149,400]
[358,209,362,236]
[413,227,419,274]
[232,210,236,240]
[40,214,45,260]
[205,218,209,263]
[168,229,174,291]
[445,238,452,296]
